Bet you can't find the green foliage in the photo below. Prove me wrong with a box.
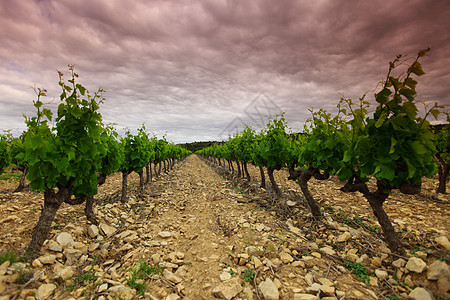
[126,262,164,296]
[23,66,107,197]
[342,261,371,285]
[255,114,290,168]
[241,269,255,284]
[339,49,440,187]
[0,249,23,265]
[0,134,10,174]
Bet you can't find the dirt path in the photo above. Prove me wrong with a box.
[0,155,449,299]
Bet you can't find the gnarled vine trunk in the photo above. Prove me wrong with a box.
[27,186,70,259]
[267,166,281,196]
[259,166,266,188]
[435,154,449,194]
[14,166,28,193]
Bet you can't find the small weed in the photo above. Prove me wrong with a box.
[366,225,379,233]
[30,208,37,212]
[241,269,255,284]
[342,261,371,285]
[386,294,401,300]
[438,257,449,262]
[127,262,164,296]
[229,268,237,275]
[67,257,99,292]
[17,269,33,284]
[0,249,23,264]
[233,186,247,196]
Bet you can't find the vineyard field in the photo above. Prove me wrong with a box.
[0,155,449,299]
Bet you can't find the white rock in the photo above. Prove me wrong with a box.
[409,287,433,300]
[63,248,83,266]
[38,254,56,265]
[279,252,294,264]
[98,283,108,293]
[405,257,427,273]
[163,269,182,284]
[304,273,314,286]
[392,258,406,268]
[56,232,74,248]
[320,284,335,296]
[158,231,172,238]
[212,277,243,300]
[88,225,99,238]
[220,272,232,281]
[100,223,116,237]
[293,294,318,300]
[36,283,56,299]
[306,283,322,293]
[427,260,450,281]
[60,266,74,280]
[435,236,450,251]
[258,278,279,300]
[286,200,297,207]
[320,246,336,256]
[336,232,352,242]
[47,240,63,252]
[375,269,388,281]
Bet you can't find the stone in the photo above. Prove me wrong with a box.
[32,258,43,268]
[100,223,116,237]
[88,225,99,238]
[304,273,314,286]
[56,232,74,248]
[253,257,263,269]
[97,283,108,293]
[409,287,433,300]
[438,276,449,294]
[166,294,180,300]
[427,260,450,281]
[158,231,172,238]
[63,248,83,266]
[336,232,352,242]
[47,240,63,252]
[320,246,336,256]
[317,278,333,286]
[405,257,427,273]
[72,226,84,236]
[320,285,335,296]
[293,294,318,300]
[375,269,388,281]
[60,266,74,280]
[36,283,56,299]
[212,277,243,300]
[286,200,297,207]
[163,269,182,284]
[0,260,10,275]
[435,236,450,251]
[392,258,406,268]
[279,252,294,264]
[220,272,232,281]
[246,246,263,256]
[258,278,279,300]
[38,254,56,265]
[371,257,383,267]
[109,285,137,300]
[306,283,322,293]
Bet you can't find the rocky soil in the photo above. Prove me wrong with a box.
[0,154,449,300]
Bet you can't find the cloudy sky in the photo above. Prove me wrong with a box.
[1,0,449,143]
